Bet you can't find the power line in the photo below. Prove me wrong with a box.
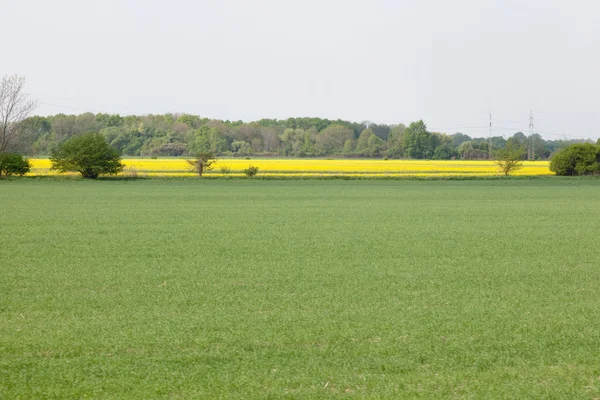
[488,110,492,160]
[528,110,534,160]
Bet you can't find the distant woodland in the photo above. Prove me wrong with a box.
[14,113,591,159]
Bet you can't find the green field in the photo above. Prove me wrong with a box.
[2,179,600,398]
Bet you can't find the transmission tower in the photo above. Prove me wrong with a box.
[528,110,534,160]
[488,110,492,160]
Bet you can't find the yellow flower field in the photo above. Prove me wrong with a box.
[28,158,553,177]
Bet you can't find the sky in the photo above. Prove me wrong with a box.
[2,0,599,140]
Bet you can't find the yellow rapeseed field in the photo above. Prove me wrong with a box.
[28,158,552,177]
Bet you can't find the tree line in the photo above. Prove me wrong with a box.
[10,113,593,160]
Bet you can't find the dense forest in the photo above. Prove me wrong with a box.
[14,113,590,159]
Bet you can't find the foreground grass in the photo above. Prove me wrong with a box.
[1,180,600,398]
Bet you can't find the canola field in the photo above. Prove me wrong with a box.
[27,158,552,177]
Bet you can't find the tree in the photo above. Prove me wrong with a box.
[355,128,375,155]
[452,132,471,148]
[386,124,406,158]
[315,124,353,154]
[495,141,525,176]
[187,152,216,176]
[0,153,30,177]
[50,133,124,178]
[403,120,437,159]
[550,143,600,176]
[16,116,51,154]
[0,75,37,152]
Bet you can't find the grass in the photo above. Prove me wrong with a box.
[1,179,600,398]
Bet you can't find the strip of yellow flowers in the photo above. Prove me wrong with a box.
[28,158,552,177]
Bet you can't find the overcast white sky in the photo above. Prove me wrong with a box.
[2,0,599,139]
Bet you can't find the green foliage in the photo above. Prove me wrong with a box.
[495,142,525,176]
[186,152,216,176]
[10,112,586,160]
[95,113,123,127]
[315,124,353,155]
[0,153,30,176]
[550,143,600,176]
[243,165,259,177]
[2,180,600,398]
[220,166,231,174]
[231,140,252,155]
[403,120,439,159]
[50,133,124,178]
[432,142,456,160]
[458,140,489,160]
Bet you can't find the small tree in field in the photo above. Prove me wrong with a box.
[0,153,30,177]
[243,165,259,177]
[50,133,124,178]
[495,141,525,176]
[187,152,216,176]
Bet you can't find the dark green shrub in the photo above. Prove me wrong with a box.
[550,144,600,176]
[50,133,124,179]
[243,165,259,177]
[0,153,31,177]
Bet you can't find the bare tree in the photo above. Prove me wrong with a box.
[0,75,37,152]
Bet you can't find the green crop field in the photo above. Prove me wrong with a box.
[2,179,600,398]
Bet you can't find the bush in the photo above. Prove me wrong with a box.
[243,165,259,177]
[50,133,124,179]
[550,144,600,176]
[220,166,231,174]
[0,153,30,176]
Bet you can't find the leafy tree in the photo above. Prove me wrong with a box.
[50,114,77,141]
[17,116,51,154]
[301,130,317,156]
[343,138,356,154]
[403,120,437,159]
[50,133,124,178]
[315,124,353,154]
[433,142,456,160]
[231,140,252,155]
[177,114,203,128]
[387,124,405,145]
[495,141,525,176]
[187,152,216,176]
[95,113,124,128]
[366,134,385,156]
[452,132,471,148]
[0,153,30,176]
[550,144,600,176]
[458,141,488,160]
[511,132,528,147]
[386,125,406,158]
[369,124,390,141]
[355,128,375,155]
